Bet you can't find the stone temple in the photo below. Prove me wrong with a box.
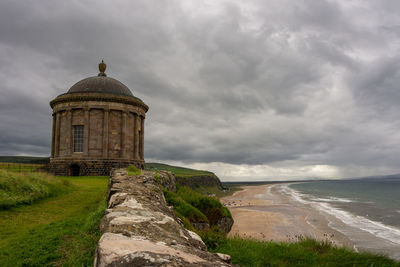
[48,61,148,176]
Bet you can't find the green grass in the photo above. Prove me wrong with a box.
[127,165,142,175]
[145,162,212,178]
[176,186,231,222]
[1,167,396,266]
[209,236,400,267]
[0,156,49,164]
[163,190,208,230]
[0,175,108,266]
[0,170,72,209]
[0,163,44,172]
[163,186,231,232]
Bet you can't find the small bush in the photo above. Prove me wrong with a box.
[127,165,141,175]
[176,186,232,224]
[154,172,161,183]
[163,190,208,225]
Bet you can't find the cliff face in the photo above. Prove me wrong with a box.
[164,172,233,234]
[95,169,231,267]
[175,174,223,189]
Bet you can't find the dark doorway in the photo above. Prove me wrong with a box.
[70,164,80,176]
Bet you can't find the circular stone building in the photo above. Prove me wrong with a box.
[48,61,148,176]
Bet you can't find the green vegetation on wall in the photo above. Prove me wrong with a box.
[126,165,142,175]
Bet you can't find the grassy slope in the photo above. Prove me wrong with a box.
[211,237,400,267]
[145,162,212,178]
[0,163,45,172]
[163,186,232,231]
[1,163,398,266]
[147,163,242,200]
[0,176,108,266]
[0,156,49,164]
[0,170,71,209]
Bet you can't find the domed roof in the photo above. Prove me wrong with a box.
[67,76,133,97]
[66,60,133,97]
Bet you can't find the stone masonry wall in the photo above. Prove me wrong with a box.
[95,169,232,267]
[47,160,144,176]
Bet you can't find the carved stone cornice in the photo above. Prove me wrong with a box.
[50,92,149,112]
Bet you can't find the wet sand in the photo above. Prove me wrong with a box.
[221,184,354,247]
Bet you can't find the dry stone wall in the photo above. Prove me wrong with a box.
[95,169,232,267]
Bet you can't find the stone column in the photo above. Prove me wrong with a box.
[84,108,90,156]
[54,112,61,157]
[133,113,139,159]
[103,109,109,158]
[121,111,127,158]
[51,113,56,158]
[65,109,72,156]
[140,115,144,159]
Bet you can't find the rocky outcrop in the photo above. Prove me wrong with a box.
[95,169,231,267]
[216,217,234,234]
[154,171,177,192]
[175,174,223,189]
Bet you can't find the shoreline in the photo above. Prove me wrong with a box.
[221,184,354,247]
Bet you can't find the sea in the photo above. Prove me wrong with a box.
[280,175,400,260]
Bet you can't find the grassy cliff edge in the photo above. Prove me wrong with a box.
[147,163,400,266]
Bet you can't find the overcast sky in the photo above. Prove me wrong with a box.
[1,0,400,181]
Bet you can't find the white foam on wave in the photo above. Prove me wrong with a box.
[279,184,400,246]
[265,185,271,196]
[278,184,309,204]
[311,197,353,203]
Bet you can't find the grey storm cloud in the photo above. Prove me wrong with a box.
[1,0,400,179]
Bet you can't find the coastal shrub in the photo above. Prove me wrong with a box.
[163,190,209,226]
[199,228,227,249]
[176,186,232,224]
[154,171,161,184]
[0,170,72,209]
[126,165,141,175]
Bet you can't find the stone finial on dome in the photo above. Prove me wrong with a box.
[98,60,107,76]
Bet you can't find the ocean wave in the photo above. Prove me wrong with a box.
[310,197,353,203]
[280,185,400,246]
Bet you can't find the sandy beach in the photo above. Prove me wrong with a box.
[221,184,354,247]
